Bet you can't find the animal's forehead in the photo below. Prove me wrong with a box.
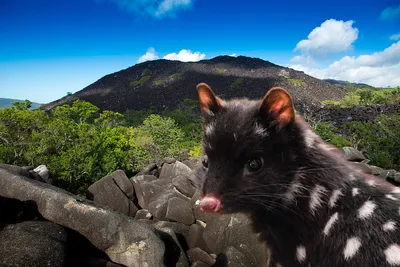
[218,98,260,124]
[203,98,269,156]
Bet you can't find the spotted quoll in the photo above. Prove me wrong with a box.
[195,82,400,267]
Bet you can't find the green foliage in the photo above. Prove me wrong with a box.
[11,100,32,110]
[66,92,73,96]
[313,113,400,169]
[216,68,227,73]
[287,78,307,86]
[170,73,182,79]
[130,75,151,87]
[314,122,351,148]
[322,87,400,107]
[155,80,165,86]
[0,107,48,165]
[341,114,400,169]
[0,99,204,194]
[142,68,152,76]
[231,78,246,89]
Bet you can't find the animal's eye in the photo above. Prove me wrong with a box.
[245,158,264,173]
[202,155,209,168]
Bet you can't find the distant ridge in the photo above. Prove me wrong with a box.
[323,79,374,88]
[42,55,347,113]
[0,98,41,109]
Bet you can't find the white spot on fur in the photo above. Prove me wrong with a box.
[386,194,398,201]
[304,130,316,148]
[329,189,343,208]
[283,182,302,203]
[319,143,333,151]
[383,221,396,232]
[309,184,327,215]
[205,123,215,136]
[391,187,400,194]
[323,212,339,236]
[343,237,361,260]
[254,123,267,137]
[352,188,360,197]
[384,244,400,265]
[358,200,376,219]
[296,245,307,263]
[366,179,376,187]
[348,174,356,181]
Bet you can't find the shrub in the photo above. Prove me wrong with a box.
[142,68,152,76]
[216,68,227,73]
[155,80,164,86]
[130,75,151,87]
[231,78,246,89]
[314,122,351,148]
[170,73,181,79]
[322,87,400,107]
[341,114,400,169]
[287,78,306,86]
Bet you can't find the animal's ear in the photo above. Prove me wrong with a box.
[259,87,295,129]
[197,83,223,117]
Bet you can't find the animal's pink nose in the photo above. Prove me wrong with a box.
[199,195,222,213]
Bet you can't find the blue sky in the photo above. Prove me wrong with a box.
[1,0,399,103]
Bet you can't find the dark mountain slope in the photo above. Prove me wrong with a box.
[42,56,347,113]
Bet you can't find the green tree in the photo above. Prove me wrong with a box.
[11,100,32,110]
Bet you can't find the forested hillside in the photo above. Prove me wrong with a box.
[1,87,399,194]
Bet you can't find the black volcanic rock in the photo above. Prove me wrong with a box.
[0,221,68,267]
[41,56,347,113]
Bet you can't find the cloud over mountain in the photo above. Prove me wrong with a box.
[294,19,359,59]
[138,48,206,63]
[96,0,192,18]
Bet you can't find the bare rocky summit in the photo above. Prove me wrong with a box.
[42,56,347,113]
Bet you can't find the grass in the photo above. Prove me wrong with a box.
[130,75,151,87]
[155,80,165,86]
[287,78,307,86]
[142,68,151,76]
[216,68,227,73]
[170,73,182,79]
[231,78,246,89]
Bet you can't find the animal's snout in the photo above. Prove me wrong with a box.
[199,194,222,213]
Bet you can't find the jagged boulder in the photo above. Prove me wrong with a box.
[341,147,366,162]
[0,169,165,267]
[87,170,138,217]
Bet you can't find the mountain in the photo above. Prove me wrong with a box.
[323,79,374,88]
[0,98,42,109]
[42,56,347,113]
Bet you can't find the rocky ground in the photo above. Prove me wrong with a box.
[0,147,399,267]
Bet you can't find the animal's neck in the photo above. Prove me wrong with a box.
[251,144,353,266]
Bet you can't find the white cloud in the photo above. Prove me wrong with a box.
[294,19,359,59]
[137,47,159,63]
[163,49,206,62]
[96,0,192,18]
[289,55,316,67]
[137,48,206,63]
[229,53,237,57]
[390,33,400,41]
[155,0,192,17]
[289,41,400,87]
